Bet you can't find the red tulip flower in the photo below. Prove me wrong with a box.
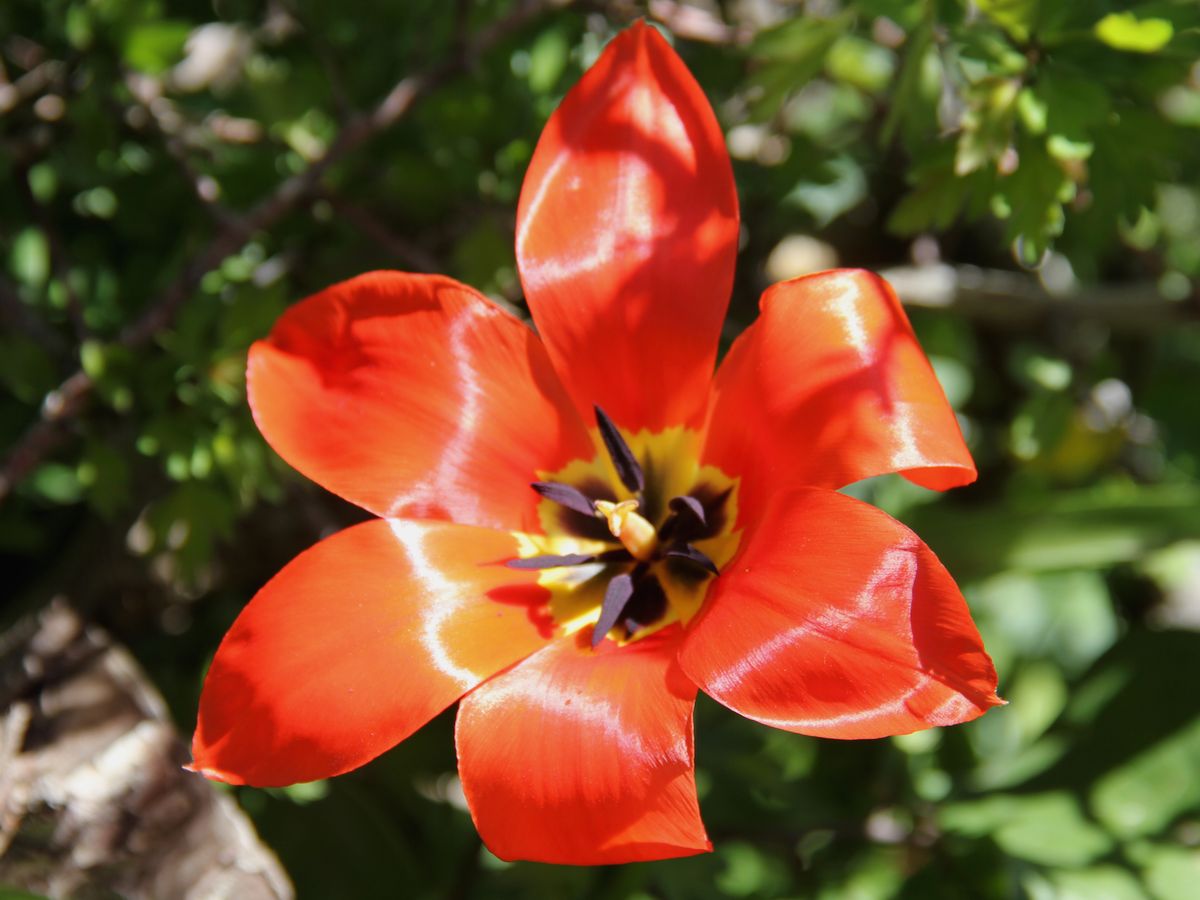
[191,22,1001,865]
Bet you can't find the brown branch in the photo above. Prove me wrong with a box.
[0,271,68,354]
[647,0,751,46]
[123,73,245,232]
[0,59,64,114]
[319,188,440,273]
[882,263,1200,334]
[0,0,555,504]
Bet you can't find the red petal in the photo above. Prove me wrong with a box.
[191,519,554,786]
[679,488,1001,739]
[517,23,738,432]
[703,270,974,520]
[248,271,593,530]
[456,628,710,865]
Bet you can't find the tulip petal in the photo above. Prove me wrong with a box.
[456,628,710,865]
[248,271,593,530]
[517,22,738,432]
[680,488,1001,739]
[191,519,554,786]
[704,269,975,520]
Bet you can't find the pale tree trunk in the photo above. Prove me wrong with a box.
[0,602,293,899]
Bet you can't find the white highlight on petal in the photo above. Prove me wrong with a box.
[827,272,875,360]
[827,272,927,471]
[469,647,690,763]
[704,543,970,731]
[385,304,483,521]
[386,518,478,689]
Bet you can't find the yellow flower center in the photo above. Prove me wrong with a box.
[513,415,741,648]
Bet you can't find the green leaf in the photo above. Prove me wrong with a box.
[0,888,55,900]
[527,27,569,94]
[784,155,867,227]
[1091,716,1200,839]
[954,78,1020,176]
[941,792,1112,867]
[880,21,932,147]
[1034,866,1148,900]
[9,228,49,288]
[1031,70,1109,162]
[907,483,1200,580]
[888,152,977,235]
[1139,844,1200,900]
[1094,12,1174,53]
[29,463,84,505]
[122,20,191,74]
[995,135,1072,262]
[976,0,1040,42]
[826,35,895,94]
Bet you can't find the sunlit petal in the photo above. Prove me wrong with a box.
[517,22,738,432]
[248,271,593,530]
[456,628,710,864]
[192,519,553,785]
[704,269,975,522]
[680,488,1001,739]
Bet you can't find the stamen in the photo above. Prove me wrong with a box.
[665,544,720,576]
[592,572,634,647]
[594,405,645,494]
[531,481,598,517]
[505,553,596,570]
[669,495,706,530]
[594,499,658,561]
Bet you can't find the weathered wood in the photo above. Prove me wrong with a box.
[0,601,293,899]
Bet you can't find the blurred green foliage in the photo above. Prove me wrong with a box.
[3,0,1200,897]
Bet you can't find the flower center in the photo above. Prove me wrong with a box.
[593,499,657,560]
[509,406,740,648]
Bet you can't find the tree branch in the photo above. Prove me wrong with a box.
[882,263,1200,334]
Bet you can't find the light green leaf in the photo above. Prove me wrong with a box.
[1095,12,1174,53]
[1035,867,1149,900]
[1091,716,1200,840]
[528,27,569,94]
[976,0,1040,42]
[1139,844,1200,900]
[941,792,1112,867]
[9,228,49,288]
[30,463,84,505]
[122,21,191,74]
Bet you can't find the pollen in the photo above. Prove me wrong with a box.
[593,499,658,560]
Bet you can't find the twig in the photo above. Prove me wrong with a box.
[883,263,1200,334]
[0,271,68,354]
[319,188,440,273]
[0,0,554,504]
[122,74,244,232]
[647,0,751,46]
[0,59,64,114]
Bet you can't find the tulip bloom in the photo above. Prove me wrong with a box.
[191,22,1001,865]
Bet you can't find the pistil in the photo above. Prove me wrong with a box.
[593,499,658,561]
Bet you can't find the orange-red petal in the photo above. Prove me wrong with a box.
[456,628,710,865]
[679,488,1001,739]
[703,270,975,522]
[248,271,593,531]
[516,22,738,432]
[191,519,554,786]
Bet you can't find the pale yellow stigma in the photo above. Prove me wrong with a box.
[593,499,658,561]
